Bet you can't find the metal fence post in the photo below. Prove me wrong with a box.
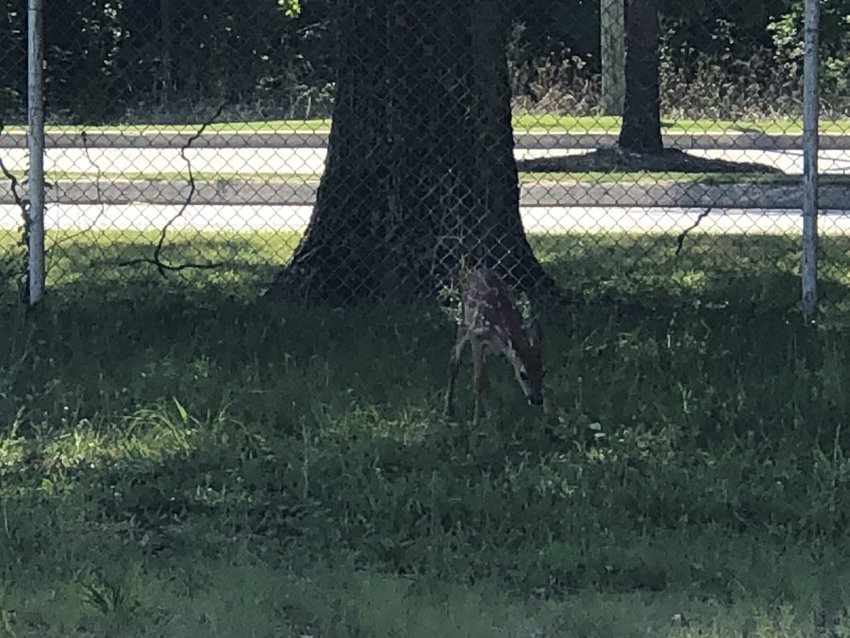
[801,0,819,319]
[27,0,46,305]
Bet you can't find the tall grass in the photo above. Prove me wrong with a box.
[507,23,850,121]
[3,232,850,636]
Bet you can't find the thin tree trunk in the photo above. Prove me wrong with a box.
[266,0,560,303]
[159,0,174,108]
[600,0,626,115]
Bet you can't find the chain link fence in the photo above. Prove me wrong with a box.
[1,0,849,311]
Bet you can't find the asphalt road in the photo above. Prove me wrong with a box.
[3,203,850,237]
[1,143,848,236]
[2,146,850,176]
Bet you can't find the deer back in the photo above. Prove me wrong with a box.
[460,268,544,404]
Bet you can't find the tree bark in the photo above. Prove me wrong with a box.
[600,0,626,115]
[266,0,559,303]
[618,0,663,153]
[159,0,174,107]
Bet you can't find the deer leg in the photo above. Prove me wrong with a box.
[471,340,487,426]
[443,326,467,417]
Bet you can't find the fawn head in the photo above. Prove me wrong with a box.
[445,267,548,422]
[509,316,545,406]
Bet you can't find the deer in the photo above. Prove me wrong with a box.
[443,266,546,424]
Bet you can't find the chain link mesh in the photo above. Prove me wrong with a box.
[1,0,849,308]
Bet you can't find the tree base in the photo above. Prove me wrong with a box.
[517,147,783,175]
[263,0,567,310]
[264,240,569,308]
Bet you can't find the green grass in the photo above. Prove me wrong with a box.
[4,230,850,635]
[20,118,334,134]
[5,113,849,135]
[512,113,850,135]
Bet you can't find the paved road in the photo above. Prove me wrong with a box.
[3,203,849,236]
[2,138,848,237]
[3,177,849,210]
[2,130,850,150]
[2,146,850,176]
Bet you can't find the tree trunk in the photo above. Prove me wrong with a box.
[266,0,560,304]
[618,0,663,153]
[600,0,626,115]
[158,0,174,108]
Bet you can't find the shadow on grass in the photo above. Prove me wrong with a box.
[517,147,784,174]
[532,233,806,313]
[732,124,770,134]
[3,231,850,332]
[9,231,850,306]
[5,232,850,634]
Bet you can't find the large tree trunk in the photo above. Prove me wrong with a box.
[266,0,560,303]
[618,0,663,153]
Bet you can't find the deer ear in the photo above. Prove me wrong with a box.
[527,317,543,346]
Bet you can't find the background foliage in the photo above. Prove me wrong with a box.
[1,0,848,123]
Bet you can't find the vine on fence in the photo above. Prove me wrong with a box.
[116,102,230,276]
[0,118,32,302]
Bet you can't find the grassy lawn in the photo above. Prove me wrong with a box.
[3,231,850,636]
[513,113,850,135]
[4,113,849,135]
